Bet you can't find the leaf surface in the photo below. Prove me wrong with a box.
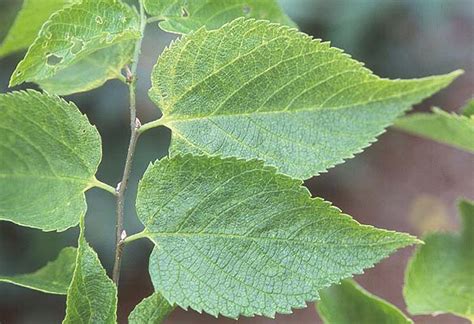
[63,217,117,323]
[9,0,140,95]
[144,0,296,34]
[0,0,76,58]
[462,99,474,117]
[137,155,418,318]
[404,199,474,320]
[395,106,474,153]
[317,280,413,324]
[129,292,175,324]
[0,90,102,231]
[0,247,76,294]
[149,18,461,179]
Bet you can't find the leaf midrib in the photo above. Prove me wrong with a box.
[163,79,447,124]
[149,231,409,247]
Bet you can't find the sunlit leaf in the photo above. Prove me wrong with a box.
[137,154,418,318]
[0,0,76,58]
[144,0,296,34]
[404,199,474,320]
[395,105,474,153]
[149,18,461,179]
[9,0,140,95]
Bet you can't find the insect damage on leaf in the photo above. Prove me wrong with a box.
[144,0,296,34]
[9,0,140,95]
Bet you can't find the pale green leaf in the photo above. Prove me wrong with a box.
[63,217,117,323]
[137,154,419,318]
[394,107,474,153]
[37,41,135,95]
[144,0,296,34]
[0,90,102,231]
[148,18,461,179]
[0,0,76,58]
[404,199,474,320]
[129,292,175,324]
[317,280,413,324]
[0,247,76,295]
[462,99,474,117]
[9,0,140,95]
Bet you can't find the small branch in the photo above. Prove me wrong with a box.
[112,0,147,286]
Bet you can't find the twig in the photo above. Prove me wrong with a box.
[112,0,147,286]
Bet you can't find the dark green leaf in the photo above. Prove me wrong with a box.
[0,90,102,231]
[129,292,175,324]
[63,217,117,323]
[0,247,76,294]
[317,280,413,324]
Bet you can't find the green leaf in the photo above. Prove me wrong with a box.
[137,154,419,318]
[0,90,102,232]
[462,99,474,117]
[37,41,135,95]
[0,247,76,295]
[129,292,175,324]
[64,217,117,323]
[144,0,296,34]
[148,18,461,179]
[9,0,140,95]
[317,280,413,324]
[404,199,474,320]
[394,107,474,153]
[0,0,76,58]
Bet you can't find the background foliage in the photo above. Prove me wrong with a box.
[0,0,472,323]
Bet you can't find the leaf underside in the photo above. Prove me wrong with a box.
[0,247,76,295]
[137,154,418,318]
[0,90,101,231]
[149,18,461,180]
[317,280,413,324]
[404,199,474,320]
[395,106,474,153]
[9,0,140,95]
[63,217,117,323]
[0,0,76,58]
[128,292,175,324]
[144,0,296,34]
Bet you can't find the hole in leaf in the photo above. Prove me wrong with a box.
[96,16,104,24]
[105,34,114,43]
[181,7,189,17]
[70,39,84,55]
[47,54,63,66]
[243,5,251,15]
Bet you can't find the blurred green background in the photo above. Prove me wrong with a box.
[0,0,473,323]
